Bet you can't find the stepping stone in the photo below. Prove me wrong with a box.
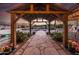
[23,47,40,55]
[44,47,59,55]
[57,50,66,55]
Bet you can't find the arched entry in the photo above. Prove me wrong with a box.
[31,18,48,34]
[10,3,69,49]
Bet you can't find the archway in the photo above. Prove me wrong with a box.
[31,18,48,34]
[10,3,69,49]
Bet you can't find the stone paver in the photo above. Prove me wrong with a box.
[14,30,69,55]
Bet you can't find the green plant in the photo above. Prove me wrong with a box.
[27,32,30,37]
[50,33,54,37]
[51,32,63,42]
[56,24,63,28]
[68,40,73,51]
[16,31,28,43]
[3,46,12,55]
[68,40,79,54]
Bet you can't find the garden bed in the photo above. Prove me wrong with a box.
[68,39,79,55]
[50,32,63,42]
[50,32,72,54]
[0,31,30,55]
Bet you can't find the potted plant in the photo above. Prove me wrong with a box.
[68,40,72,51]
[70,41,77,54]
[3,46,12,55]
[72,41,79,55]
[33,32,35,35]
[0,47,5,55]
[68,40,79,54]
[75,46,79,55]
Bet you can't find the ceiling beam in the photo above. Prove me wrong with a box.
[15,14,24,22]
[10,10,69,14]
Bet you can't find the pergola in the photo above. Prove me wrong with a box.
[9,3,71,49]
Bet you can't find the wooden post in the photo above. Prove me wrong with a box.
[46,4,50,11]
[48,20,51,34]
[63,15,68,48]
[30,4,34,11]
[29,20,32,36]
[54,20,56,32]
[42,18,43,22]
[11,13,16,48]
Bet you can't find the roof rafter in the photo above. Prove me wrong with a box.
[10,10,69,14]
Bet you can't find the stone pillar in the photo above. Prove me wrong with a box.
[11,13,16,48]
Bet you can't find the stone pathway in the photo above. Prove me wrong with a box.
[13,30,69,55]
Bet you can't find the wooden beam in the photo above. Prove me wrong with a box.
[29,20,32,35]
[48,20,51,34]
[36,21,47,23]
[15,14,24,23]
[11,13,16,48]
[32,21,47,25]
[54,20,56,32]
[68,13,79,21]
[42,18,43,22]
[63,15,68,48]
[30,4,34,11]
[11,11,68,14]
[69,15,79,18]
[54,14,64,22]
[37,18,38,22]
[46,4,50,11]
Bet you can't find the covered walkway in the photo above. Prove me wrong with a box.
[13,30,70,55]
[0,3,79,55]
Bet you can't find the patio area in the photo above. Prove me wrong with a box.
[11,30,70,55]
[0,3,79,55]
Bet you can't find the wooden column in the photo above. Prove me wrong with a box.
[30,4,34,11]
[48,20,51,34]
[46,4,50,11]
[54,20,56,32]
[11,13,16,48]
[29,20,32,35]
[63,15,68,48]
[42,18,43,22]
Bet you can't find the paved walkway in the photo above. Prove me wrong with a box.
[13,30,69,55]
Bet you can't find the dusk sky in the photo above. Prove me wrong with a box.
[0,3,76,25]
